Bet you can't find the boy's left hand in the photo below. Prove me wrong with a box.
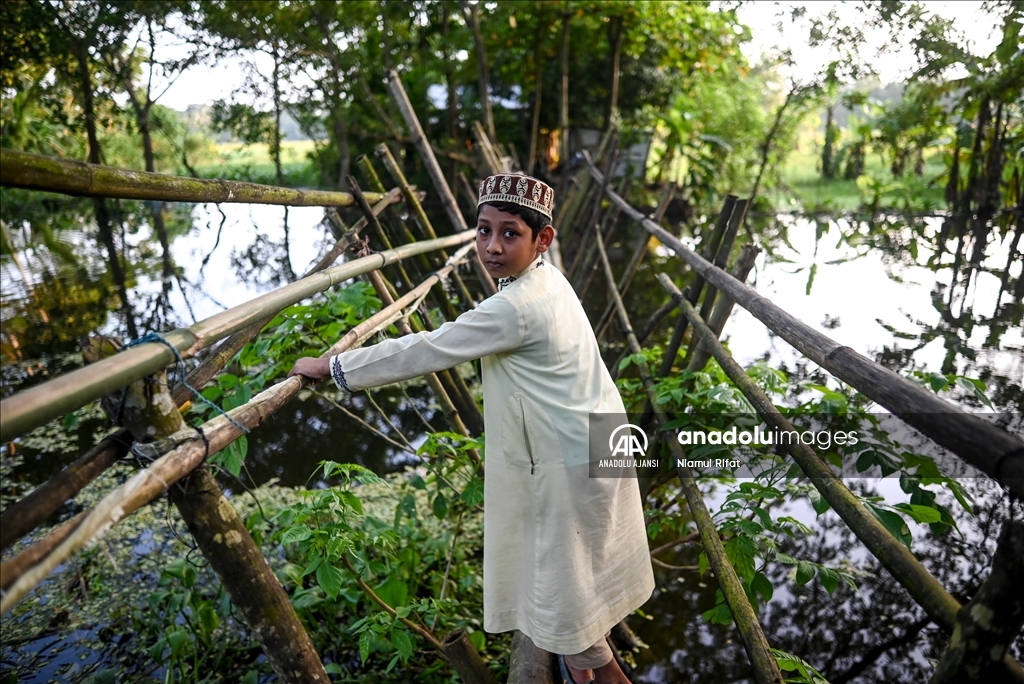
[288,356,330,382]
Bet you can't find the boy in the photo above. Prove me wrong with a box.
[290,174,654,684]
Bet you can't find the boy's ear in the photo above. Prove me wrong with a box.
[536,225,555,252]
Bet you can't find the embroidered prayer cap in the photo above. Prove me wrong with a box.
[477,174,554,220]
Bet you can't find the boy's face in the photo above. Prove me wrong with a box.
[476,204,553,279]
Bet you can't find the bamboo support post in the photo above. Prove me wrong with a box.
[581,152,1024,498]
[685,244,761,373]
[577,176,633,301]
[375,143,478,307]
[386,69,497,297]
[660,277,1024,680]
[1,230,474,443]
[347,176,418,292]
[0,148,382,207]
[1,245,477,613]
[611,291,686,377]
[657,195,736,376]
[567,145,618,287]
[929,520,1024,683]
[594,182,676,341]
[442,629,501,684]
[471,121,504,175]
[508,631,558,684]
[595,231,783,684]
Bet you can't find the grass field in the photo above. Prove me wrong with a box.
[195,140,321,185]
[779,135,947,212]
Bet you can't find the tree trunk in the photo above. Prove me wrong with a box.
[822,105,836,179]
[463,1,496,141]
[76,45,137,339]
[559,10,571,169]
[604,15,624,130]
[527,16,544,174]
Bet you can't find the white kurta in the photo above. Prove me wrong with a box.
[330,257,654,654]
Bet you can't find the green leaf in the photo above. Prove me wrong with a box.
[316,561,345,599]
[468,630,486,652]
[375,574,408,609]
[62,412,79,429]
[698,551,709,577]
[809,489,830,516]
[724,535,757,581]
[461,477,484,506]
[359,629,375,664]
[702,601,733,625]
[432,492,449,519]
[340,490,364,516]
[818,566,840,594]
[391,627,414,662]
[894,503,943,524]
[198,604,219,634]
[281,525,313,544]
[751,572,774,604]
[795,561,816,586]
[867,503,913,549]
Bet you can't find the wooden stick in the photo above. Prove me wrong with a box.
[0,148,382,207]
[595,230,784,684]
[581,151,1024,499]
[442,629,501,684]
[508,631,557,684]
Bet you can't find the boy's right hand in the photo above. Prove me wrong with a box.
[288,356,331,382]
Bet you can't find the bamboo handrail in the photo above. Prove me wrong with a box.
[580,152,1024,499]
[658,274,1024,680]
[0,230,475,442]
[0,189,404,553]
[0,244,476,612]
[0,148,384,207]
[595,231,783,684]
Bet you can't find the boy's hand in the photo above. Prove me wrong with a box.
[288,356,331,382]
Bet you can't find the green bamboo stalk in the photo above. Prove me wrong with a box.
[579,151,1024,499]
[594,231,783,684]
[0,148,383,207]
[0,231,474,443]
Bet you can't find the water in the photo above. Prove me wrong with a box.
[2,200,1022,682]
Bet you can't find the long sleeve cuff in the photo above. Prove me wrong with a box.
[329,354,351,392]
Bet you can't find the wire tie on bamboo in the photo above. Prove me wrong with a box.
[115,331,250,436]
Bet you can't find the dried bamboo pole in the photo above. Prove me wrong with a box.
[611,288,687,377]
[595,231,783,684]
[0,245,477,613]
[375,143,477,307]
[685,245,761,373]
[581,152,1024,498]
[593,182,676,342]
[577,176,632,301]
[567,145,618,287]
[659,276,1024,680]
[658,195,737,376]
[386,69,497,297]
[0,148,383,207]
[929,520,1024,683]
[0,190,406,551]
[347,176,418,292]
[1,230,474,443]
[0,430,128,553]
[442,629,501,684]
[508,631,557,683]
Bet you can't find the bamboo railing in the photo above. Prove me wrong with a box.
[0,148,384,207]
[0,230,474,442]
[580,151,1024,500]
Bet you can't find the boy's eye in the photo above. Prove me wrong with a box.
[503,230,517,238]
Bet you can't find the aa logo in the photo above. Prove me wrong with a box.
[609,424,648,458]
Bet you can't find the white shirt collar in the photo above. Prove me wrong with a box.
[497,255,545,291]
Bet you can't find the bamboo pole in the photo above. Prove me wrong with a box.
[593,182,676,341]
[83,338,329,683]
[0,148,383,207]
[0,245,477,613]
[658,276,1024,680]
[375,143,478,308]
[580,152,1024,498]
[0,430,128,553]
[594,231,783,684]
[508,631,557,684]
[0,230,474,443]
[442,629,501,684]
[385,69,497,297]
[1,199,417,553]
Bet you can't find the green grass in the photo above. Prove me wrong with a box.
[195,140,322,186]
[778,137,948,212]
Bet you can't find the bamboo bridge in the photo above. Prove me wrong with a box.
[1,71,1022,684]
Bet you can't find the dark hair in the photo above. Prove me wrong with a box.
[476,201,551,240]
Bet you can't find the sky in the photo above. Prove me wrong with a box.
[157,1,1004,112]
